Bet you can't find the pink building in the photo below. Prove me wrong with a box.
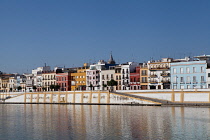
[130,67,140,90]
[56,73,71,91]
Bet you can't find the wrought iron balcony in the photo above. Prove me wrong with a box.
[161,80,171,83]
[161,73,170,77]
[150,74,157,77]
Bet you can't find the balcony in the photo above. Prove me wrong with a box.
[161,80,170,84]
[161,73,170,77]
[149,66,169,70]
[149,80,158,83]
[141,73,147,76]
[150,74,157,77]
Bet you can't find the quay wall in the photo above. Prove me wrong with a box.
[3,89,210,104]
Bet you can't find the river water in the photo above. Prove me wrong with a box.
[0,104,209,140]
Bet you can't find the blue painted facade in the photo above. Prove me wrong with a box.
[170,61,207,89]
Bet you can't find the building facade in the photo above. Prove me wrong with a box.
[170,61,207,89]
[148,58,172,89]
[130,66,140,90]
[56,72,71,91]
[140,64,149,90]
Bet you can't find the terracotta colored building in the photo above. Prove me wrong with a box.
[130,67,140,90]
[56,72,71,91]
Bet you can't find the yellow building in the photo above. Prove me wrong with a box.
[114,66,121,90]
[140,64,149,90]
[1,77,9,92]
[71,64,89,91]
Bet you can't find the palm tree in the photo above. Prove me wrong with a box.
[107,79,118,91]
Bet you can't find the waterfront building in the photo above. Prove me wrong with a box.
[170,55,210,89]
[32,65,50,91]
[100,68,115,90]
[148,58,172,89]
[86,54,117,91]
[86,65,100,91]
[9,76,16,92]
[24,73,34,92]
[16,75,26,92]
[42,68,62,91]
[121,62,139,90]
[114,66,122,90]
[56,72,71,91]
[206,68,210,88]
[130,66,140,90]
[71,64,89,91]
[140,63,149,90]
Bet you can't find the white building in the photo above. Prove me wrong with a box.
[121,62,139,90]
[100,69,115,90]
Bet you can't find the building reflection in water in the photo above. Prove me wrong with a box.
[0,105,209,139]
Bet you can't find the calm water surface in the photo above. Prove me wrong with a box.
[0,104,209,140]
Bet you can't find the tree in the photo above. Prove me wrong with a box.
[102,84,107,90]
[55,85,60,91]
[89,84,93,90]
[50,85,55,91]
[33,86,37,92]
[42,87,47,91]
[107,79,118,91]
[17,86,22,92]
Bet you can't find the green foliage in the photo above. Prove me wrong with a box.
[42,87,47,91]
[107,79,118,87]
[55,85,60,91]
[33,86,37,90]
[17,86,22,91]
[103,84,107,87]
[50,85,55,90]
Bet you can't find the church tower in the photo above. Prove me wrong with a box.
[107,52,116,64]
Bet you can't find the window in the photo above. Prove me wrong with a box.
[180,77,184,83]
[193,76,196,83]
[201,66,205,73]
[180,68,184,74]
[201,76,204,82]
[187,76,190,83]
[173,77,177,83]
[193,67,196,73]
[180,85,184,89]
[187,85,190,89]
[173,85,177,89]
[186,67,190,73]
[173,68,176,74]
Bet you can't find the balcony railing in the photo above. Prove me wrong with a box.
[161,73,170,77]
[149,66,169,70]
[141,73,147,76]
[149,80,158,83]
[161,80,170,84]
[150,74,157,77]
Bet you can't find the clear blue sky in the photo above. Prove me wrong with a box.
[0,0,210,73]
